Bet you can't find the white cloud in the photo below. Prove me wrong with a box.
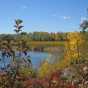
[62,16,71,20]
[51,14,57,17]
[21,5,27,9]
[80,17,86,23]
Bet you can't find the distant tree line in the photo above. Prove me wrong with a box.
[0,19,67,42]
[0,19,66,50]
[0,32,67,41]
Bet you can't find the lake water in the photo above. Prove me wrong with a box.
[29,52,50,68]
[0,51,52,70]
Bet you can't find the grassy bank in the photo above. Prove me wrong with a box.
[28,41,64,51]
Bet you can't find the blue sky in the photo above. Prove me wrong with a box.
[0,0,88,33]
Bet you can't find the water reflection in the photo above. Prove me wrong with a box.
[0,51,49,70]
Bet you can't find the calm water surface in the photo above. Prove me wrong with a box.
[0,51,52,69]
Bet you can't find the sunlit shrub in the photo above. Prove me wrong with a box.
[19,67,36,78]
